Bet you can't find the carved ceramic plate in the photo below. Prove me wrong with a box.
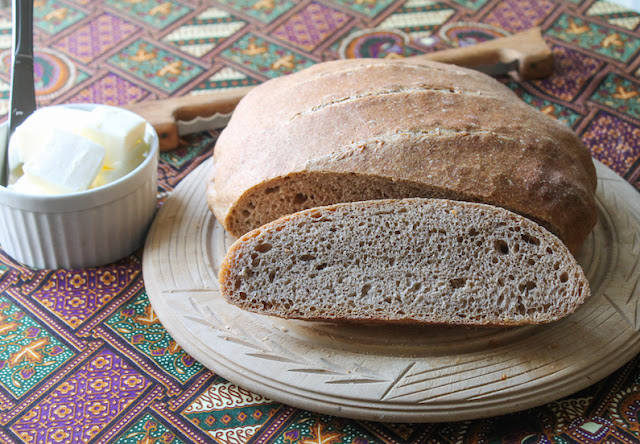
[143,159,640,422]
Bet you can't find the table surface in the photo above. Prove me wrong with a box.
[0,0,639,443]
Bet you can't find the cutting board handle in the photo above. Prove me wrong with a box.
[416,26,552,81]
[127,87,253,152]
[127,27,553,151]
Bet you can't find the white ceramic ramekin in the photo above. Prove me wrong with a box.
[0,104,159,269]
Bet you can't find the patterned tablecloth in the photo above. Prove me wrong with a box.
[0,0,639,442]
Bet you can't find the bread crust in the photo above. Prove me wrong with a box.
[208,58,597,253]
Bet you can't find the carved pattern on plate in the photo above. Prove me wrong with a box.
[594,173,640,331]
[181,292,392,385]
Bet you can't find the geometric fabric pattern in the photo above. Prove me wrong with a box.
[162,7,247,58]
[0,1,640,443]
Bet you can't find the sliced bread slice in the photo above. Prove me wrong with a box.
[218,198,590,326]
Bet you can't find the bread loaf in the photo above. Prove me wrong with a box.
[208,58,597,253]
[219,198,590,326]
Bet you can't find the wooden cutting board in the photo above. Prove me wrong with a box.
[142,159,640,422]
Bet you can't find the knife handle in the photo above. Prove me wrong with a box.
[127,27,553,151]
[1,0,37,186]
[10,0,36,132]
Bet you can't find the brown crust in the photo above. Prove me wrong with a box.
[208,58,597,253]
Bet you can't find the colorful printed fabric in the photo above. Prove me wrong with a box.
[0,0,640,442]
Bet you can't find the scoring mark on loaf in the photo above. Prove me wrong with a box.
[288,86,497,121]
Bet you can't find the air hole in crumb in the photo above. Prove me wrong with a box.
[521,233,540,246]
[498,278,505,286]
[518,281,537,292]
[553,261,560,270]
[268,271,275,283]
[560,272,569,283]
[546,247,553,254]
[251,258,260,267]
[293,194,308,205]
[242,209,250,217]
[239,292,247,300]
[469,228,479,236]
[412,282,422,291]
[300,254,316,261]
[388,257,396,266]
[265,186,279,194]
[255,243,272,253]
[361,284,371,296]
[450,278,466,289]
[494,240,509,254]
[316,263,328,271]
[516,303,526,316]
[492,256,499,264]
[457,236,463,243]
[527,258,536,266]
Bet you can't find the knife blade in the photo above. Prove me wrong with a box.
[0,0,36,186]
[127,27,553,151]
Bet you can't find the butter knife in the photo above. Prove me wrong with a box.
[127,26,553,151]
[0,0,36,186]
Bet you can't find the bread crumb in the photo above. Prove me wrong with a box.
[501,374,508,381]
[451,209,458,215]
